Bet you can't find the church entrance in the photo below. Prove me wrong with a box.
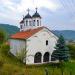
[43,52,49,62]
[34,52,42,63]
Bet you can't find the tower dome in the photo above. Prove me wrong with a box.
[24,12,32,19]
[24,9,32,19]
[32,8,41,18]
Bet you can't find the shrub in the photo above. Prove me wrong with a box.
[1,63,24,75]
[0,60,3,68]
[0,43,10,55]
[0,29,7,44]
[67,44,75,59]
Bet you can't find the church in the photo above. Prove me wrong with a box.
[10,8,58,65]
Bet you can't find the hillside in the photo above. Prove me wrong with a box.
[52,30,75,40]
[0,24,19,37]
[0,24,75,40]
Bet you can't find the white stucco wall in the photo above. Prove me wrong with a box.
[10,27,58,65]
[20,17,42,31]
[10,39,26,56]
[26,28,58,64]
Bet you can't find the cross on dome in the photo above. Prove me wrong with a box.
[35,7,38,13]
[27,8,30,14]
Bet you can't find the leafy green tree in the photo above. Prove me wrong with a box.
[0,43,10,55]
[0,29,7,44]
[54,35,70,62]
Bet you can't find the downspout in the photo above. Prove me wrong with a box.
[25,39,27,65]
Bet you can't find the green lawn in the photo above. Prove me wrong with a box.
[0,44,75,75]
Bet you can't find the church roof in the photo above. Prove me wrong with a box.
[20,20,24,24]
[10,27,44,40]
[32,8,41,18]
[32,10,41,18]
[24,13,32,19]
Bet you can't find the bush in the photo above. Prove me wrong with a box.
[67,44,75,59]
[0,29,7,44]
[0,60,3,68]
[1,63,24,75]
[0,43,10,55]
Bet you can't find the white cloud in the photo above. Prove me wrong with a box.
[0,0,60,13]
[0,0,60,23]
[1,0,75,30]
[16,0,60,13]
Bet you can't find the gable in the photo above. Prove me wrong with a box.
[10,27,44,40]
[28,27,58,40]
[10,26,58,40]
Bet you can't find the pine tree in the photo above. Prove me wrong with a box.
[54,35,70,62]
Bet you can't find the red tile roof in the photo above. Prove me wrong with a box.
[20,20,24,24]
[10,27,44,40]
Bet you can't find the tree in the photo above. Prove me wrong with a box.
[67,44,75,59]
[54,35,70,62]
[53,35,70,75]
[16,48,27,64]
[0,29,7,44]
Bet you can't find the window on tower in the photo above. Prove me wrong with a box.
[40,20,41,26]
[29,21,31,26]
[33,20,35,26]
[46,40,48,46]
[26,20,28,26]
[24,23,25,26]
[37,20,39,26]
[20,25,22,29]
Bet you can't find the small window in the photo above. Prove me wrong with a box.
[33,20,35,26]
[46,40,48,45]
[40,20,41,26]
[24,23,25,26]
[26,20,28,26]
[20,25,22,29]
[29,21,31,26]
[37,20,39,26]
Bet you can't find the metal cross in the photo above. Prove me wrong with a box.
[27,8,30,14]
[35,7,38,12]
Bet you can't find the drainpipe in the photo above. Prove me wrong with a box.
[25,39,27,65]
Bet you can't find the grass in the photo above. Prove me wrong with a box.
[0,43,75,75]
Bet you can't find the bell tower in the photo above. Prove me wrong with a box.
[23,8,32,31]
[32,8,42,29]
[20,8,42,31]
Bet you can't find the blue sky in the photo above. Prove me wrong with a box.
[0,0,75,30]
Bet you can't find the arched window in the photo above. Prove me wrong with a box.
[40,20,41,26]
[37,20,39,26]
[34,52,42,63]
[20,25,22,29]
[46,40,48,46]
[24,23,25,26]
[29,21,31,26]
[26,20,28,26]
[43,52,49,62]
[33,20,35,26]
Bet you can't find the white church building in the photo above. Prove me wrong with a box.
[10,8,58,65]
